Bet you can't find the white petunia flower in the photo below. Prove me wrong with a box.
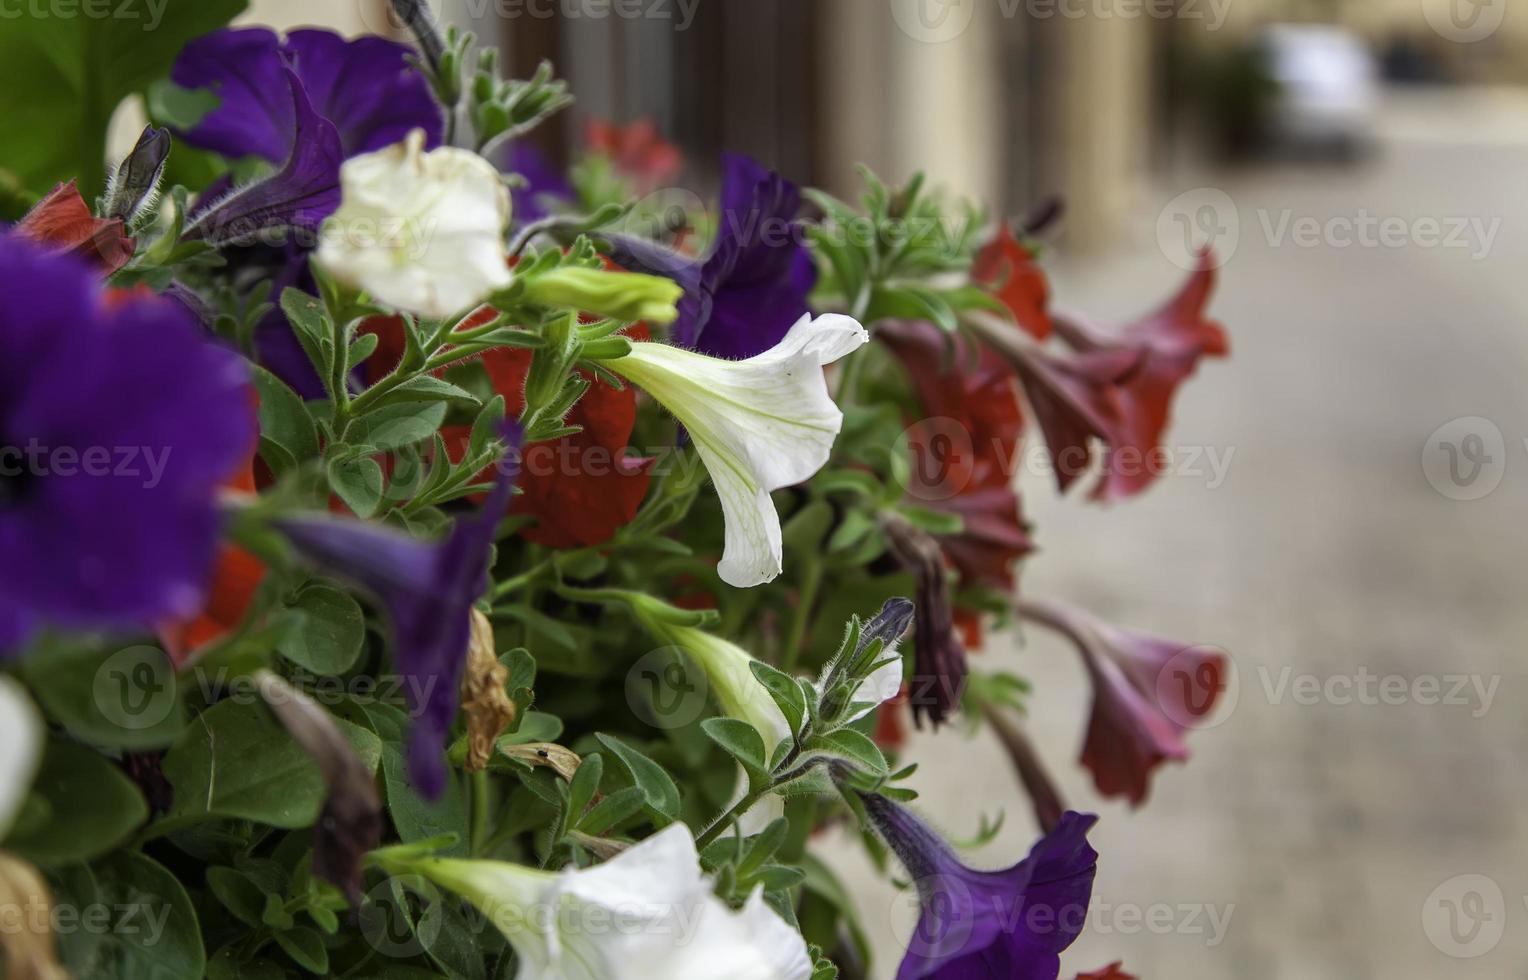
[0,677,43,837]
[372,823,812,980]
[598,313,869,588]
[315,129,512,319]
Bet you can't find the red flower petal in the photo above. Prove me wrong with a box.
[160,543,267,666]
[1055,252,1229,502]
[14,181,136,275]
[479,343,654,548]
[585,118,684,193]
[879,319,1026,493]
[1077,963,1136,980]
[973,225,1052,340]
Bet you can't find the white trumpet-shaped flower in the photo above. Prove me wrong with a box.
[371,823,812,980]
[597,313,869,587]
[315,129,512,319]
[0,678,42,837]
[630,596,792,751]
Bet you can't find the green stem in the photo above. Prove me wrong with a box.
[491,558,555,600]
[470,769,491,855]
[781,555,824,673]
[696,789,766,849]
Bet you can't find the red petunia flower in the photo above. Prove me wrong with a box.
[973,224,1052,341]
[879,319,1026,494]
[13,181,136,275]
[934,485,1036,592]
[1054,250,1228,502]
[474,339,654,549]
[1025,597,1226,807]
[160,457,267,666]
[585,118,684,195]
[1077,963,1136,979]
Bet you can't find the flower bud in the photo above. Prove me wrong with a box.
[521,266,683,325]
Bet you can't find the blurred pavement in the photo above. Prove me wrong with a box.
[817,87,1528,979]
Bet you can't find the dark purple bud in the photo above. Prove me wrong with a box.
[104,126,172,223]
[881,512,967,729]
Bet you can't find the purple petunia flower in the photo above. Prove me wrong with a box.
[171,27,443,166]
[273,427,522,798]
[612,153,816,360]
[0,238,255,650]
[505,142,575,226]
[860,792,1099,980]
[184,68,345,248]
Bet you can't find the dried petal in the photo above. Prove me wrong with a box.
[461,610,515,772]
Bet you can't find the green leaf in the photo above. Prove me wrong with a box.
[206,867,267,927]
[577,785,645,836]
[54,852,205,980]
[161,698,381,828]
[277,582,366,675]
[20,640,184,749]
[0,0,249,194]
[749,660,806,739]
[5,739,146,864]
[348,331,381,373]
[701,718,769,782]
[565,752,602,829]
[594,734,680,826]
[273,927,328,974]
[349,400,448,452]
[805,729,888,776]
[355,701,470,857]
[251,364,320,470]
[280,288,329,358]
[385,375,482,407]
[327,454,385,518]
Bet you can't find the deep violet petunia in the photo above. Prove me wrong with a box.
[858,791,1099,980]
[613,153,816,361]
[184,68,345,248]
[505,142,575,225]
[0,238,256,650]
[170,27,442,165]
[273,426,522,798]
